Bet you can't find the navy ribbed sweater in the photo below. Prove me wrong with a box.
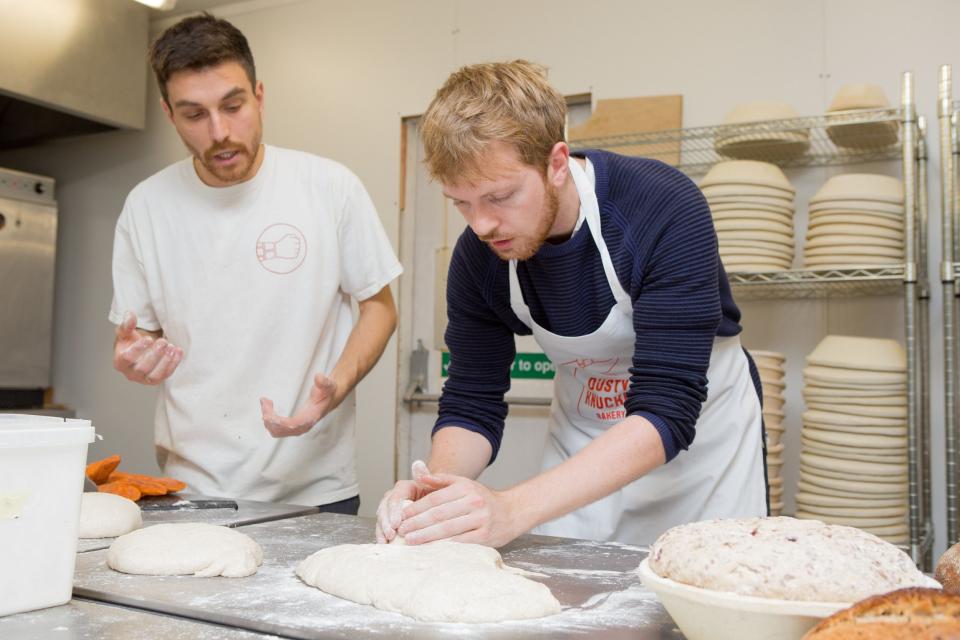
[435,150,743,463]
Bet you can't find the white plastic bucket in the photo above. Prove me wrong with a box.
[0,414,95,617]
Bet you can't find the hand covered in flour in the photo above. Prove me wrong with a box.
[260,373,340,438]
[376,460,432,544]
[396,471,522,548]
[113,311,183,385]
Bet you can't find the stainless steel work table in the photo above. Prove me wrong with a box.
[0,599,282,639]
[77,495,319,553]
[73,512,682,639]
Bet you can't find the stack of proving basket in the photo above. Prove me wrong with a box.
[796,335,908,546]
[700,160,796,272]
[825,83,899,150]
[751,349,786,516]
[714,101,810,163]
[802,173,905,269]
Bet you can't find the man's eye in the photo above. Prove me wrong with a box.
[490,192,512,204]
[224,104,242,112]
[186,112,204,120]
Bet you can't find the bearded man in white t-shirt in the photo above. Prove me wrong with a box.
[108,13,402,513]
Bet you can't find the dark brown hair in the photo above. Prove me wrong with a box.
[149,12,256,105]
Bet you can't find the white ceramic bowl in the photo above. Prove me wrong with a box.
[637,558,847,640]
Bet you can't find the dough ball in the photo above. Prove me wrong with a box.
[296,541,560,622]
[78,492,142,539]
[936,542,960,594]
[648,516,938,603]
[107,523,262,578]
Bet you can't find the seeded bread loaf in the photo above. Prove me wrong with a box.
[648,517,938,602]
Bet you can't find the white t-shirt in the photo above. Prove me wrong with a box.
[109,145,402,505]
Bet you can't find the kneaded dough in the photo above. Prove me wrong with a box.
[296,541,561,622]
[647,517,938,603]
[107,523,262,577]
[78,492,142,539]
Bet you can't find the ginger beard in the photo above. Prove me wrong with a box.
[190,135,261,185]
[482,176,560,261]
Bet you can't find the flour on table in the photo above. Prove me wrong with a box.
[296,540,561,622]
[107,523,262,577]
[78,492,142,539]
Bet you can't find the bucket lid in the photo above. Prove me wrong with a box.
[0,414,95,448]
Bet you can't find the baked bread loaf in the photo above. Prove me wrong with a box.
[936,542,960,595]
[648,517,938,602]
[802,587,960,639]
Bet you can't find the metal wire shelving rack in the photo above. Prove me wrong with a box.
[939,65,960,561]
[576,72,933,567]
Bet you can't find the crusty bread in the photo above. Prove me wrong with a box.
[936,543,960,595]
[803,587,960,639]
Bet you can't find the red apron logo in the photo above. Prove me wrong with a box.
[583,376,628,421]
[561,357,628,421]
[256,223,307,274]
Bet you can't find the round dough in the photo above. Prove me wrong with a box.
[647,517,937,602]
[78,492,142,539]
[107,523,262,577]
[296,541,560,622]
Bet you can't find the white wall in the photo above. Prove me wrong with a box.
[1,1,957,554]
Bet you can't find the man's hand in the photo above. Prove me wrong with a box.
[260,373,339,438]
[112,311,182,385]
[375,460,432,543]
[395,471,522,548]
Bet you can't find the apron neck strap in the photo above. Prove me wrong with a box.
[509,157,632,325]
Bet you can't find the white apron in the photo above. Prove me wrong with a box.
[516,159,767,546]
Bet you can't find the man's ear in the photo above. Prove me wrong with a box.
[545,141,571,188]
[160,96,174,124]
[255,80,265,114]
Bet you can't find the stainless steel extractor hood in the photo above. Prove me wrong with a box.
[0,0,150,149]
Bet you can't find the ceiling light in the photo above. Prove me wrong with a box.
[132,0,178,9]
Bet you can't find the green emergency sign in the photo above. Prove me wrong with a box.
[441,351,556,379]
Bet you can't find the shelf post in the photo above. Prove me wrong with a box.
[941,64,959,546]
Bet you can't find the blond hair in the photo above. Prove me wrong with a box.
[421,60,567,184]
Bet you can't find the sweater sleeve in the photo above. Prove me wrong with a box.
[433,234,517,464]
[623,170,721,461]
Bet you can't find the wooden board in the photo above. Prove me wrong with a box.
[569,95,683,164]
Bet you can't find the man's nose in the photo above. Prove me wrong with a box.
[208,112,230,143]
[470,205,499,238]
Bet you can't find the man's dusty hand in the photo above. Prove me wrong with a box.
[113,311,182,385]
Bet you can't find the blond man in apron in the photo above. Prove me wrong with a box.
[377,61,767,547]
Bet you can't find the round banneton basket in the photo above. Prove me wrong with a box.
[637,558,849,640]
